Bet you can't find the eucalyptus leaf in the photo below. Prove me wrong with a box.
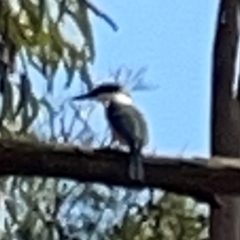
[0,77,14,123]
[14,73,31,118]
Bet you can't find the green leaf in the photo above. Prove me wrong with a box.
[19,0,41,34]
[48,21,64,59]
[57,0,67,23]
[0,77,14,123]
[64,59,76,89]
[79,56,93,90]
[68,3,95,62]
[28,93,39,126]
[38,0,46,29]
[5,198,18,222]
[0,125,12,138]
[39,97,55,137]
[63,42,92,89]
[15,73,31,118]
[20,93,39,133]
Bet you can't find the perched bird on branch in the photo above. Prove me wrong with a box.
[72,83,149,182]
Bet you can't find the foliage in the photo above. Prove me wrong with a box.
[0,175,209,240]
[0,91,210,240]
[0,0,117,137]
[108,193,209,240]
[0,1,210,240]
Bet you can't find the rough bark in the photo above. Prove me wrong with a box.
[210,0,240,239]
[0,140,239,198]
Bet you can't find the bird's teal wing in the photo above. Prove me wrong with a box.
[106,103,148,182]
[106,103,148,148]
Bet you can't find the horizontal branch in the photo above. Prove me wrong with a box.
[0,140,240,200]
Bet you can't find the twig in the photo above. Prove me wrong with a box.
[81,0,119,31]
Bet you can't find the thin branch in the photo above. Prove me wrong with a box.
[19,50,28,76]
[81,0,119,31]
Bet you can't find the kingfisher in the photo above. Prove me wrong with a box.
[72,83,149,182]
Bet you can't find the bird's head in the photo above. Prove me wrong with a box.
[72,83,133,105]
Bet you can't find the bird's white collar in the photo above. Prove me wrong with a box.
[98,92,133,106]
[112,92,133,105]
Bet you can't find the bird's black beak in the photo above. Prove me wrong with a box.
[71,93,93,101]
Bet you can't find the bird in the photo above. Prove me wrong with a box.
[72,83,149,182]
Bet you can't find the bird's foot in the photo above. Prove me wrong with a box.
[129,161,145,183]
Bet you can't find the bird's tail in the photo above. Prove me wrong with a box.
[129,150,145,182]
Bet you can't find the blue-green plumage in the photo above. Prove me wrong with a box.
[106,101,148,181]
[72,83,149,182]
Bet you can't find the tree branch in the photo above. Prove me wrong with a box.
[0,140,240,200]
[82,0,119,31]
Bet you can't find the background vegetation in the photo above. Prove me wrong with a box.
[0,1,208,239]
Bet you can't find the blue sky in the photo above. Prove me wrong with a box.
[89,0,219,157]
[27,0,220,158]
[9,1,217,223]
